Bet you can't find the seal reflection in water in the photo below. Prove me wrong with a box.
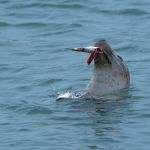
[67,40,130,98]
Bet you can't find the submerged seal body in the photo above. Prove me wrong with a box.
[66,39,130,98]
[85,40,130,97]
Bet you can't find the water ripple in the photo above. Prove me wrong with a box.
[95,8,148,15]
[27,106,53,115]
[1,0,150,149]
[0,21,9,26]
[40,3,85,9]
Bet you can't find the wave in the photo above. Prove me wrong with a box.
[0,21,48,28]
[92,8,148,16]
[0,22,10,27]
[0,100,53,115]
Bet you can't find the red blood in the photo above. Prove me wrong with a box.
[87,49,98,65]
[87,48,102,65]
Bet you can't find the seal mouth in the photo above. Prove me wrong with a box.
[87,47,112,66]
[94,50,113,67]
[87,48,103,65]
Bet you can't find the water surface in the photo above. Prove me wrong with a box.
[0,0,150,150]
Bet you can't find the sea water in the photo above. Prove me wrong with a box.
[0,0,150,149]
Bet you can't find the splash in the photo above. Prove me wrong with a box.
[56,91,82,101]
[56,88,131,101]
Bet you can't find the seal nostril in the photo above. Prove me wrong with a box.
[99,39,106,42]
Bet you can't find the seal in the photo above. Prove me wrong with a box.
[66,40,130,98]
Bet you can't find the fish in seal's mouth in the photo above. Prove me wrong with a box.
[66,39,123,68]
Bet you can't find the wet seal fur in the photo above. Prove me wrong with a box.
[85,40,130,97]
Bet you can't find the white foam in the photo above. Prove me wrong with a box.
[56,92,80,101]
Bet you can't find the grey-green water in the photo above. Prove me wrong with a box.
[1,0,150,150]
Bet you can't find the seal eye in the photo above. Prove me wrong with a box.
[117,55,123,61]
[99,39,106,42]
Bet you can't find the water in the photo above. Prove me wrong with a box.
[0,0,150,149]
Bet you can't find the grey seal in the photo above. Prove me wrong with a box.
[66,39,130,98]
